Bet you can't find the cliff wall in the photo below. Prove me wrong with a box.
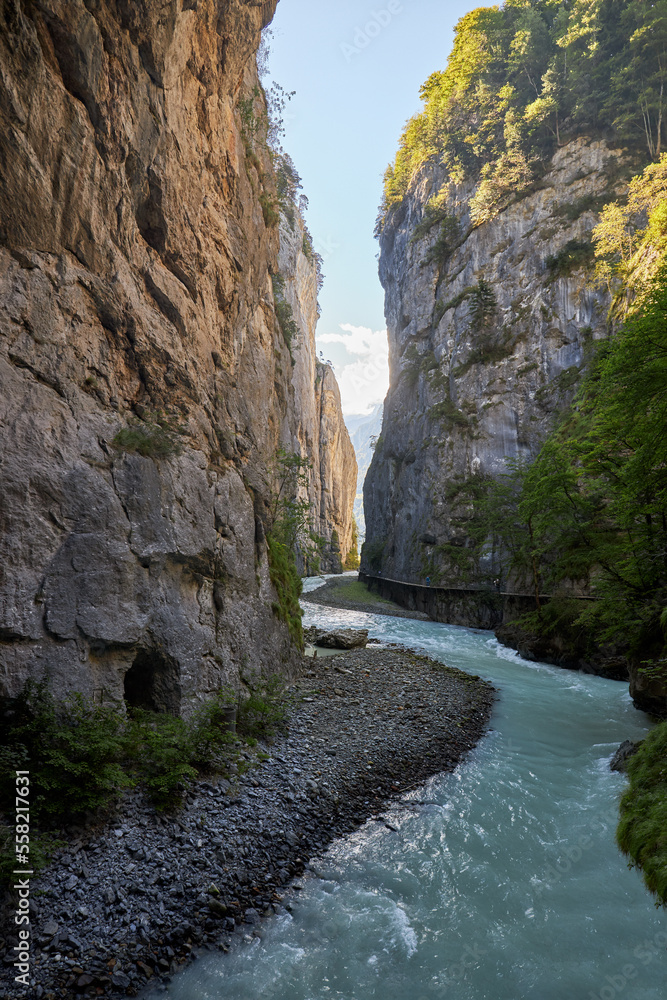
[363,138,630,591]
[0,0,355,712]
[278,214,357,572]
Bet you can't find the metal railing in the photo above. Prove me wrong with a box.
[360,572,598,601]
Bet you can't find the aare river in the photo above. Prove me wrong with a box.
[151,576,665,999]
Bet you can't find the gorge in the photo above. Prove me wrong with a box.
[361,1,667,718]
[1,1,666,998]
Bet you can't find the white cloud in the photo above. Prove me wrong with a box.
[317,323,389,415]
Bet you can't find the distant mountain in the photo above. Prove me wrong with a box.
[345,402,384,542]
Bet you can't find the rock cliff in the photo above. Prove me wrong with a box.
[363,138,631,590]
[0,0,355,712]
[346,403,383,542]
[278,214,357,573]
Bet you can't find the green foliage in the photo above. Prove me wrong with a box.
[266,447,312,550]
[379,1,667,227]
[593,154,667,292]
[0,683,259,838]
[344,517,361,570]
[238,86,266,151]
[452,334,514,378]
[513,591,598,660]
[326,578,392,605]
[428,395,470,428]
[411,195,464,266]
[260,192,280,228]
[0,684,129,823]
[0,824,63,886]
[113,412,184,459]
[411,191,456,241]
[475,241,667,666]
[124,710,198,811]
[370,432,383,452]
[545,238,595,279]
[237,675,290,742]
[302,230,315,259]
[267,533,304,649]
[440,286,477,314]
[553,192,609,222]
[271,273,299,352]
[469,277,497,331]
[275,153,300,226]
[263,446,322,647]
[400,345,439,388]
[361,537,386,572]
[617,720,667,906]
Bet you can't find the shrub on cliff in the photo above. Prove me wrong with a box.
[617,719,667,906]
[379,1,666,227]
[545,239,595,280]
[112,412,184,459]
[344,517,361,571]
[267,532,304,650]
[271,273,299,352]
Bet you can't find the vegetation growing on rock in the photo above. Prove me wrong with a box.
[380,0,667,227]
[453,158,667,703]
[0,677,290,884]
[617,720,667,906]
[344,517,361,570]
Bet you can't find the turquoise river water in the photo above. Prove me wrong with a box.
[151,577,666,1000]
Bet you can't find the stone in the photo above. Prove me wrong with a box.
[364,138,625,616]
[0,0,356,712]
[610,740,642,773]
[312,629,369,650]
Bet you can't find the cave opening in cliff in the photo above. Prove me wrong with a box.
[123,648,181,716]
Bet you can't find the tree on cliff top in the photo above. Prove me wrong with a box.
[379,0,667,227]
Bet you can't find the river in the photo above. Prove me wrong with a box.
[150,576,665,1000]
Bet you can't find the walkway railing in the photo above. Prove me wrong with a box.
[359,572,598,601]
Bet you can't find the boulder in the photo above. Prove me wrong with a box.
[610,739,642,773]
[308,628,368,650]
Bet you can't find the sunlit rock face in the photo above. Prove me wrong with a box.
[0,0,354,712]
[364,138,628,588]
[278,214,357,573]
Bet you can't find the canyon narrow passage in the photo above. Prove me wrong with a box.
[149,579,664,1000]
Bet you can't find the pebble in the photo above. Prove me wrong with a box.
[0,636,493,1000]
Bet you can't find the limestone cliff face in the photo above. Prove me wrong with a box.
[363,138,629,589]
[278,215,357,572]
[0,0,353,712]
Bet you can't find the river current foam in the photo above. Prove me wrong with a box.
[152,579,665,999]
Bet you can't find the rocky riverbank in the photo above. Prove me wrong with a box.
[0,644,494,999]
[302,576,431,620]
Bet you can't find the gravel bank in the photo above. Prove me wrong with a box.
[1,646,494,1000]
[302,576,431,619]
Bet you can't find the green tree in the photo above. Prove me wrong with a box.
[266,447,313,552]
[379,0,667,231]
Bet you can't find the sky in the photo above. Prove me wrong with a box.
[265,0,476,416]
